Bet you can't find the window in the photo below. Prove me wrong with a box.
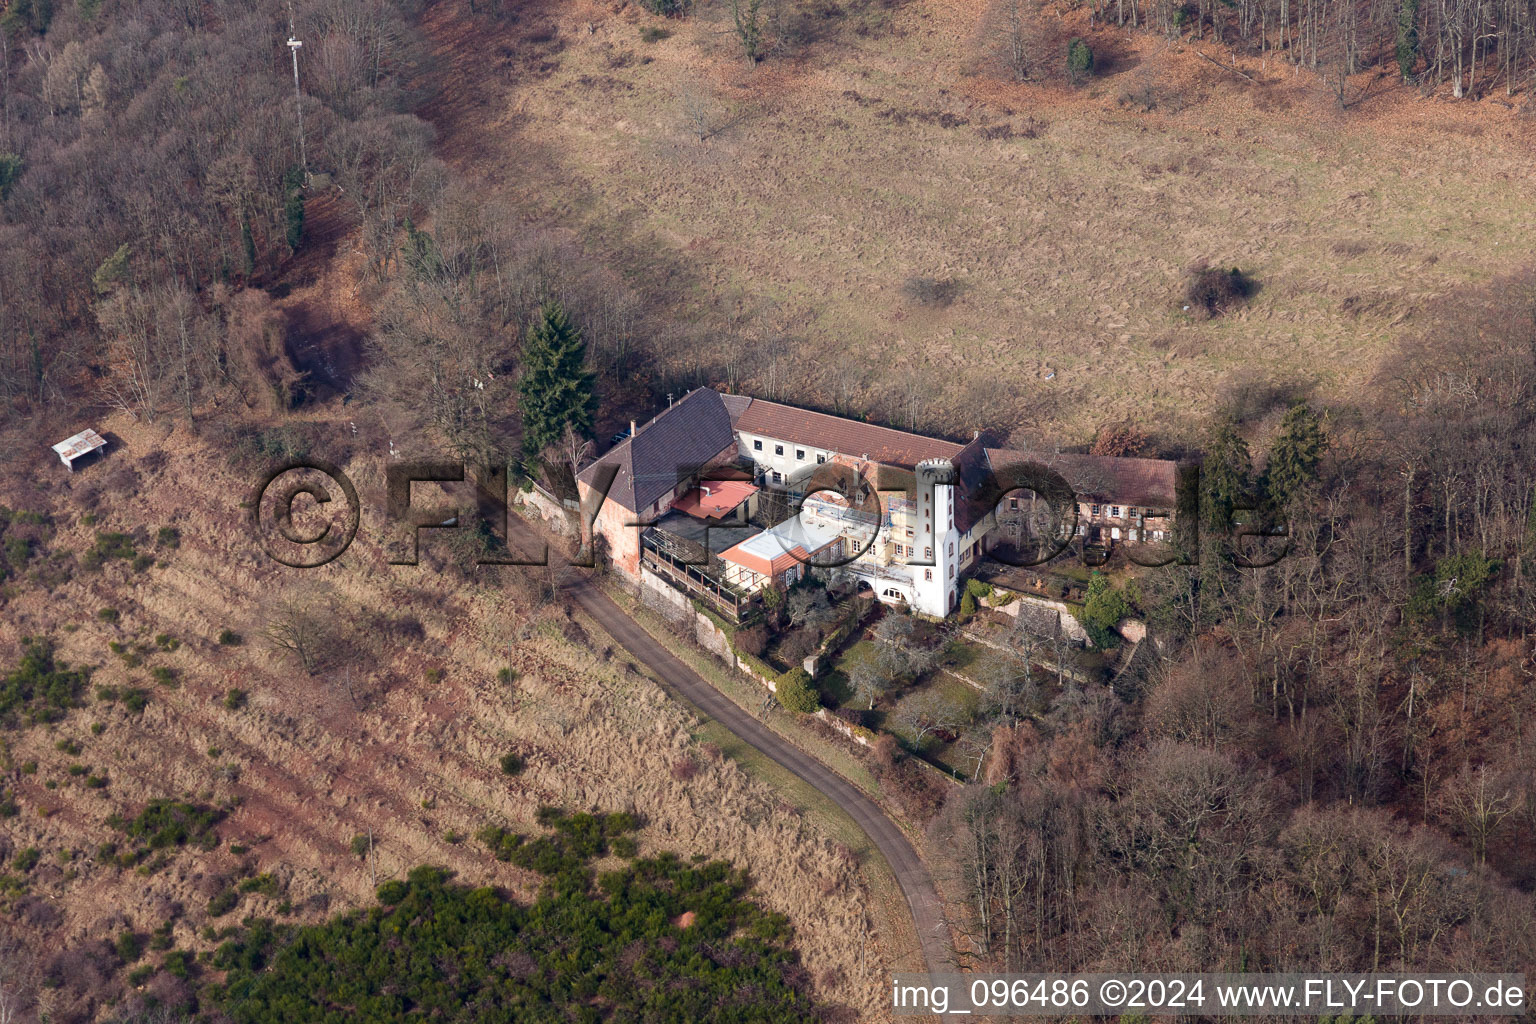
[1075,503,1082,514]
[775,445,784,456]
[816,454,826,464]
[924,547,932,560]
[796,449,805,461]
[924,569,933,582]
[771,471,782,483]
[948,565,954,578]
[924,508,930,518]
[1091,504,1101,516]
[1111,506,1121,518]
[905,528,913,539]
[948,542,954,556]
[753,439,762,451]
[1009,497,1019,510]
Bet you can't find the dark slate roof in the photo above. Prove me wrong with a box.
[951,437,994,535]
[719,392,753,424]
[578,389,738,513]
[984,449,1180,510]
[731,398,964,470]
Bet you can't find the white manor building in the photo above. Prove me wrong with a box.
[578,388,1179,620]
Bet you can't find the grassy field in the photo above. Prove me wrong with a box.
[0,414,886,1019]
[420,0,1536,445]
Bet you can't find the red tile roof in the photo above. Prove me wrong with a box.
[732,398,964,470]
[984,449,1180,510]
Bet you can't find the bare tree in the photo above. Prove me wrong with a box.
[1435,763,1521,865]
[261,591,334,674]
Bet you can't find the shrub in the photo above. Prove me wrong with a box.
[123,687,150,713]
[670,756,698,782]
[217,629,243,646]
[56,738,81,755]
[98,608,120,624]
[155,633,179,650]
[775,668,820,714]
[0,637,89,727]
[151,666,178,688]
[959,592,977,619]
[82,531,137,569]
[1184,264,1256,318]
[351,834,371,858]
[91,721,105,735]
[156,526,180,548]
[1080,572,1131,649]
[1066,37,1095,85]
[13,847,40,871]
[208,888,239,916]
[127,964,154,986]
[224,688,248,711]
[116,930,143,963]
[499,751,525,776]
[96,685,119,702]
[162,949,194,979]
[239,873,279,896]
[108,799,224,854]
[496,667,516,685]
[900,276,958,307]
[640,0,690,13]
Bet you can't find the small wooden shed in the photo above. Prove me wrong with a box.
[51,428,108,472]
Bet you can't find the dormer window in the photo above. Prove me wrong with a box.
[796,449,805,460]
[775,445,784,456]
[816,454,826,464]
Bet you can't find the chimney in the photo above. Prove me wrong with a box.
[667,392,675,408]
[973,429,980,440]
[630,419,637,438]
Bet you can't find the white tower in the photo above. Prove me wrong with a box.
[912,458,960,618]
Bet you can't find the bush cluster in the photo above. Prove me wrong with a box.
[210,810,812,1023]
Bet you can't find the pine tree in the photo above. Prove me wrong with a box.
[283,167,305,253]
[1201,418,1252,535]
[1395,0,1421,80]
[518,301,596,464]
[1264,403,1328,510]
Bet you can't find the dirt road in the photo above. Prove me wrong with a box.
[565,578,953,975]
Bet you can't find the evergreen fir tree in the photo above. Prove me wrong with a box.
[1201,418,1252,535]
[283,167,305,254]
[1264,403,1328,510]
[518,301,596,463]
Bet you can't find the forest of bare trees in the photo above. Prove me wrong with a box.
[0,0,441,415]
[934,271,1536,976]
[1093,0,1536,97]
